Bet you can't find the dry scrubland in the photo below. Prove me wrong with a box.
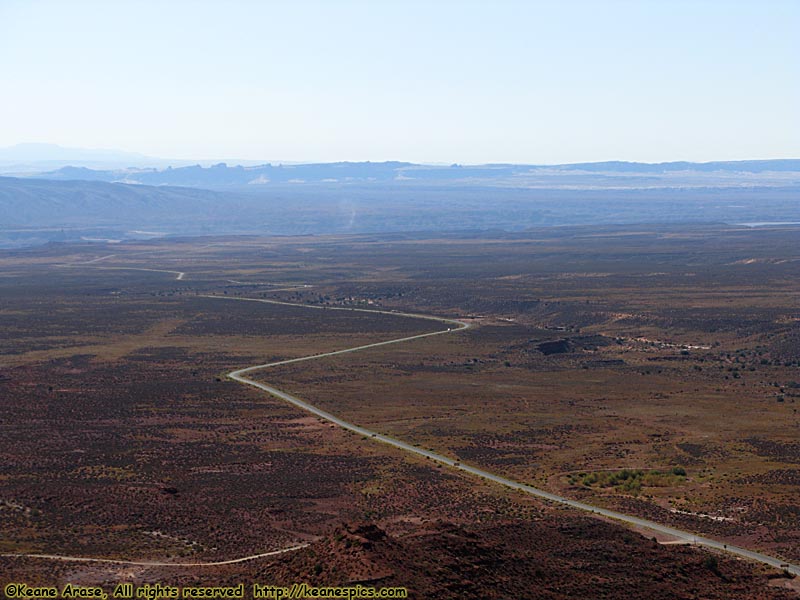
[1,225,799,598]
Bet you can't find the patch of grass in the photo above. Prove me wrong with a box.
[569,467,687,495]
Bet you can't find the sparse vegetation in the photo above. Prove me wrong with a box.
[568,468,687,495]
[2,226,799,592]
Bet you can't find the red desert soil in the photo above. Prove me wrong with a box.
[17,517,792,600]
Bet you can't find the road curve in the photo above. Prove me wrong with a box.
[0,544,309,567]
[59,261,186,280]
[204,294,800,577]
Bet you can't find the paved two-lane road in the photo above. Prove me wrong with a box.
[206,294,800,577]
[5,287,797,575]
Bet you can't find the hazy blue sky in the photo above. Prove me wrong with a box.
[1,0,798,164]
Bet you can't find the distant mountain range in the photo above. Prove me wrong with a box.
[0,143,276,172]
[0,143,163,172]
[1,146,798,248]
[18,158,800,190]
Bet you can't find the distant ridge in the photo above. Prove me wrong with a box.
[24,158,800,189]
[0,143,289,172]
[2,141,798,181]
[562,159,800,172]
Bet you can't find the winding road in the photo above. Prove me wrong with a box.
[3,275,799,576]
[204,294,800,577]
